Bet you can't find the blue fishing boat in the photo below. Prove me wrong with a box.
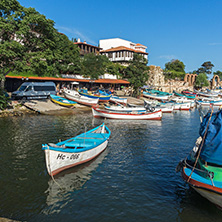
[50,94,77,107]
[177,108,222,208]
[78,89,111,102]
[42,123,111,176]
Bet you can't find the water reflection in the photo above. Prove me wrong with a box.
[43,148,108,214]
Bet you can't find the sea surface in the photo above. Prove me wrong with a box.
[1,107,222,222]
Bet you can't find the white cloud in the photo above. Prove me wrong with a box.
[159,55,176,60]
[55,25,97,45]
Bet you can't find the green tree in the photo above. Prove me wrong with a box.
[106,62,125,78]
[196,61,214,75]
[164,59,186,80]
[124,54,149,96]
[213,70,222,80]
[0,0,80,79]
[165,59,185,73]
[81,53,110,79]
[195,73,209,88]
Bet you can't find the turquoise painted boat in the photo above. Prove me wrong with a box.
[50,94,77,107]
[173,90,196,99]
[42,123,111,176]
[177,109,222,208]
[78,89,111,102]
[147,89,172,96]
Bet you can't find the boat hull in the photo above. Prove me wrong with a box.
[182,167,222,208]
[50,95,76,107]
[79,91,111,102]
[64,90,99,106]
[44,139,108,176]
[110,96,127,104]
[104,105,146,113]
[92,107,162,120]
[143,92,169,101]
[196,100,222,106]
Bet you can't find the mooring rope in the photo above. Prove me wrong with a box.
[187,106,214,183]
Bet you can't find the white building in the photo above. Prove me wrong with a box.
[99,38,148,65]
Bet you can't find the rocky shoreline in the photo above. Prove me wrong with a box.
[0,96,144,117]
[0,101,35,117]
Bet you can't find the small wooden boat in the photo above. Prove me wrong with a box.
[92,107,162,120]
[173,90,196,99]
[166,101,191,111]
[171,97,195,108]
[177,109,222,208]
[197,90,218,98]
[144,100,174,113]
[79,89,111,102]
[182,90,197,97]
[42,123,111,176]
[110,95,127,104]
[50,94,77,107]
[142,91,170,101]
[196,98,222,106]
[64,89,99,106]
[104,103,146,113]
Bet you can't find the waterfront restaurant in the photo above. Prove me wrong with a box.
[5,75,130,92]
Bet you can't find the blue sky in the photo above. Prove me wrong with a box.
[19,0,222,73]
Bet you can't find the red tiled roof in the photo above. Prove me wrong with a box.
[74,42,101,49]
[100,46,148,55]
[136,43,145,46]
[6,75,129,84]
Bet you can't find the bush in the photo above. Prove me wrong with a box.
[0,89,9,110]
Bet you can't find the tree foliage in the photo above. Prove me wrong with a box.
[165,59,185,73]
[164,59,186,80]
[81,53,110,79]
[124,54,149,95]
[196,61,214,75]
[0,0,80,79]
[195,73,209,88]
[213,70,222,80]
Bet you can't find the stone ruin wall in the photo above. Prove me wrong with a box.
[147,65,193,93]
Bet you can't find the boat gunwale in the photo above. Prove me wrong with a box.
[42,123,111,153]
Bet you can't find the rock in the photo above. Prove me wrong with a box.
[147,65,194,93]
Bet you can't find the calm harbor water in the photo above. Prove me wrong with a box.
[1,108,222,221]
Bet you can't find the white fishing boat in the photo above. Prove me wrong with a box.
[171,97,195,108]
[144,100,174,113]
[104,103,146,113]
[174,102,191,111]
[143,91,170,101]
[196,98,222,106]
[92,107,162,120]
[64,89,99,106]
[110,95,127,104]
[197,90,218,98]
[42,123,111,176]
